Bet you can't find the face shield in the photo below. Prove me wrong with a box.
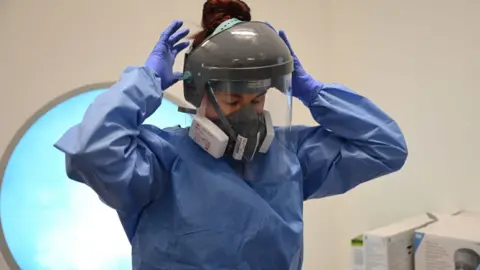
[194,75,292,161]
[181,20,294,162]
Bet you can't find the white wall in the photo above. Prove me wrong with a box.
[1,0,479,269]
[324,1,480,269]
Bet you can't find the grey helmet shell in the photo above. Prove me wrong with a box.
[183,21,294,107]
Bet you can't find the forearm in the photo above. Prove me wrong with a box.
[299,82,408,170]
[55,66,163,157]
[54,66,167,212]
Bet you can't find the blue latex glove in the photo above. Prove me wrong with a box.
[145,20,190,90]
[265,23,320,103]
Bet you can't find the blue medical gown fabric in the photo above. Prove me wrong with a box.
[55,67,407,270]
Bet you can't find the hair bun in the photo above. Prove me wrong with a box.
[190,0,251,49]
[202,0,251,32]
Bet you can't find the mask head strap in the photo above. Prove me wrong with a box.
[204,83,237,140]
[211,18,244,37]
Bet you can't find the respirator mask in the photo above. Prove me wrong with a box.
[179,19,294,161]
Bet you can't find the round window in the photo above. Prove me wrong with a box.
[0,88,191,269]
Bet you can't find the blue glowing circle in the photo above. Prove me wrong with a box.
[0,89,191,270]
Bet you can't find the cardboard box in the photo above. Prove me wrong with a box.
[351,214,437,270]
[351,234,366,270]
[414,212,480,270]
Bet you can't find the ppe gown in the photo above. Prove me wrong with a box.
[55,67,408,270]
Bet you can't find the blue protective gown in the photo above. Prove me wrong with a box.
[55,67,407,270]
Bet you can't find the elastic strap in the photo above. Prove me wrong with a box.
[205,82,237,140]
[211,18,244,36]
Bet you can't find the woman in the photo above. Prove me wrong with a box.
[55,0,408,269]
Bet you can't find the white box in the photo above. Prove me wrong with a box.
[414,212,480,270]
[351,234,366,270]
[351,214,437,270]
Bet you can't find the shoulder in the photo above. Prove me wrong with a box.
[274,125,333,152]
[139,124,188,139]
[137,124,189,157]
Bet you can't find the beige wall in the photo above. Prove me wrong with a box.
[325,1,480,269]
[0,0,479,269]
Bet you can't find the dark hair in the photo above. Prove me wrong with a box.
[191,0,251,49]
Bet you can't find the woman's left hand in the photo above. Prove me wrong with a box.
[266,23,320,102]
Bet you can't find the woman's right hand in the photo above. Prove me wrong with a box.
[145,20,190,90]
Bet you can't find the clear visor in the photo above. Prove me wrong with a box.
[197,74,293,161]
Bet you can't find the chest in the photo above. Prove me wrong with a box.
[168,145,304,229]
